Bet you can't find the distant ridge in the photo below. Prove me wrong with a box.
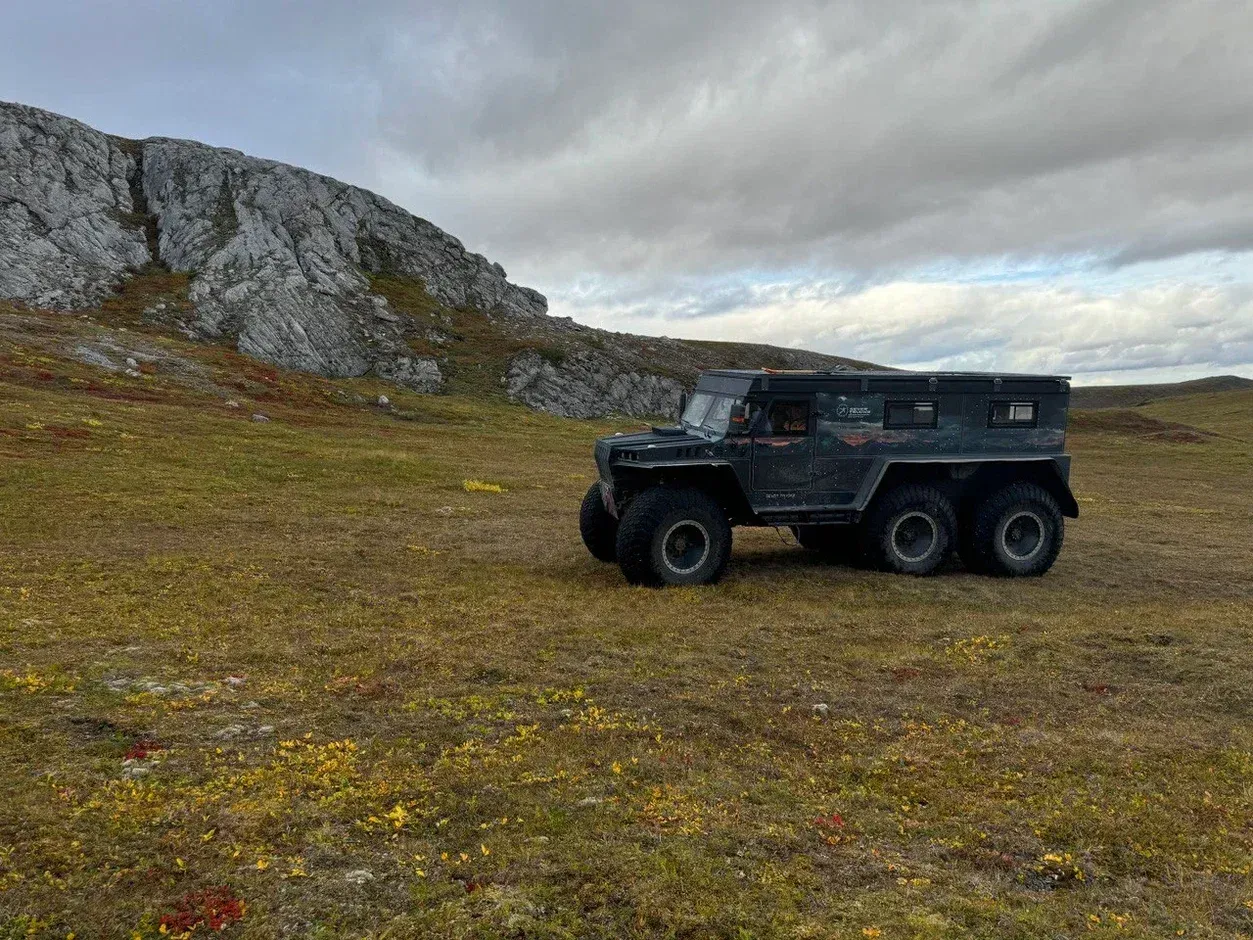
[1071,375,1253,410]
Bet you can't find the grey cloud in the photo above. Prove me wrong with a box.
[8,0,1252,277]
[3,0,1252,380]
[361,0,1253,277]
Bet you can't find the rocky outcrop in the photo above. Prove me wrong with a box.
[0,103,149,308]
[2,100,874,416]
[139,135,542,385]
[506,349,685,418]
[0,101,545,390]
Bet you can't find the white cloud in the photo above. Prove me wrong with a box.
[558,277,1253,384]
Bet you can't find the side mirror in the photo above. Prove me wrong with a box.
[731,400,756,435]
[678,391,688,417]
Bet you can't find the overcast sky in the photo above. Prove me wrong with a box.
[5,0,1253,383]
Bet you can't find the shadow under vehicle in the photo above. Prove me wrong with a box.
[580,369,1079,586]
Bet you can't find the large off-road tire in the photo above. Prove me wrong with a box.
[859,484,956,575]
[580,483,619,562]
[615,487,732,587]
[968,482,1064,577]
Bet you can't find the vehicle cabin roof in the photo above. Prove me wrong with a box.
[697,369,1071,396]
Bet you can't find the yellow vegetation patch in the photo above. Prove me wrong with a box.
[0,669,77,694]
[462,478,506,493]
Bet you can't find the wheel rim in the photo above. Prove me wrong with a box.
[891,511,937,563]
[1001,511,1044,561]
[661,520,711,575]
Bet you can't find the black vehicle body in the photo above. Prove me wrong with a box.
[596,370,1077,524]
[584,369,1078,585]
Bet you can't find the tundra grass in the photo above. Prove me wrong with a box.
[1,332,1252,938]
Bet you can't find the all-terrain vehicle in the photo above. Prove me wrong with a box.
[580,369,1078,586]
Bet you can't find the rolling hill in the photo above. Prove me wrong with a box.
[1070,374,1253,409]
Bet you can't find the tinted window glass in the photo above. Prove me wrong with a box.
[989,401,1038,427]
[885,401,937,428]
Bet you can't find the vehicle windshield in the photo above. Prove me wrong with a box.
[680,392,741,439]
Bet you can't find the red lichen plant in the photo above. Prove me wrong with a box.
[158,886,246,935]
[125,739,165,761]
[813,812,845,831]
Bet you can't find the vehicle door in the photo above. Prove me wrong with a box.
[750,397,815,503]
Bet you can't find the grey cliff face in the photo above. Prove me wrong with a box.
[1,101,865,417]
[140,135,544,386]
[0,101,547,392]
[506,349,685,419]
[0,103,149,308]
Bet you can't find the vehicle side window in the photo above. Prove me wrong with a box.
[884,400,937,429]
[989,401,1038,428]
[760,400,810,437]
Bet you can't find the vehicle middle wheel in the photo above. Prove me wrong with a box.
[579,482,619,562]
[860,484,956,575]
[615,487,732,586]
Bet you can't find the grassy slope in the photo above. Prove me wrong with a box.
[1142,389,1253,440]
[1,325,1252,938]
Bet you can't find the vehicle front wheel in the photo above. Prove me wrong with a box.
[580,482,619,562]
[616,487,732,587]
[860,484,956,575]
[969,482,1064,577]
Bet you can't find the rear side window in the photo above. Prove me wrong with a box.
[989,401,1038,428]
[884,400,937,429]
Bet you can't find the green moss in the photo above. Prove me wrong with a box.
[97,266,193,327]
[368,274,563,399]
[535,345,567,368]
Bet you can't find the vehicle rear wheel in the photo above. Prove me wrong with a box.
[969,482,1064,577]
[580,483,619,562]
[616,487,732,586]
[860,484,956,575]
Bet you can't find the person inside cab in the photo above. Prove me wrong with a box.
[759,401,809,436]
